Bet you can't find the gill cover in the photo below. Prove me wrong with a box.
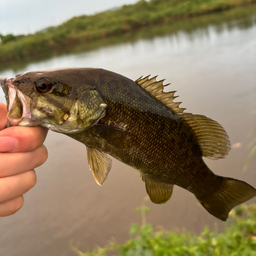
[39,89,108,133]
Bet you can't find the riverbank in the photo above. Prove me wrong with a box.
[0,0,256,70]
[72,202,256,256]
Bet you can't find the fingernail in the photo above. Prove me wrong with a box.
[0,137,18,152]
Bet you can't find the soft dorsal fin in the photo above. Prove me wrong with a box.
[135,75,186,114]
[87,147,112,185]
[135,75,230,160]
[182,113,230,159]
[142,175,174,204]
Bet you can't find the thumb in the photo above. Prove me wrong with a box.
[0,103,7,130]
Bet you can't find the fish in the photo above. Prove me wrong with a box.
[0,68,255,221]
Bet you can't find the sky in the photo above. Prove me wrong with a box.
[0,0,138,35]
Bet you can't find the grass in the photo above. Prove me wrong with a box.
[0,0,256,70]
[71,197,256,256]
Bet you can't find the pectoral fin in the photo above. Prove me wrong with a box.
[87,147,112,185]
[142,175,174,204]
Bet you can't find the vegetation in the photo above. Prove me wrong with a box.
[0,0,256,69]
[71,197,256,256]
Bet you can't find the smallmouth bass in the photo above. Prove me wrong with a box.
[0,68,255,221]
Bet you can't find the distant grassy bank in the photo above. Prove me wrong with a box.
[71,201,256,256]
[0,0,256,70]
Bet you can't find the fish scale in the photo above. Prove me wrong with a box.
[0,68,255,221]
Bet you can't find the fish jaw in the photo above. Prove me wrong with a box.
[0,77,34,127]
[0,77,8,106]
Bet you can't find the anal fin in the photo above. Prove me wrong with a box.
[87,147,112,186]
[142,175,174,204]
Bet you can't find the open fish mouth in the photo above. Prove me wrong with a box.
[0,77,32,127]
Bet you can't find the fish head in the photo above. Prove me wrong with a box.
[0,69,107,133]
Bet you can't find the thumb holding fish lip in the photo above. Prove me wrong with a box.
[0,103,15,152]
[0,103,7,130]
[0,102,48,153]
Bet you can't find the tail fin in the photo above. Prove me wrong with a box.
[198,177,256,221]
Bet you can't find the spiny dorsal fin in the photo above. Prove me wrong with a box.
[136,75,231,160]
[182,113,231,159]
[87,147,112,185]
[141,175,174,204]
[136,75,231,159]
[135,75,186,115]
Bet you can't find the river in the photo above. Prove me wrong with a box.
[0,8,256,256]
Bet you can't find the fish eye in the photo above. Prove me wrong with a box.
[36,79,53,93]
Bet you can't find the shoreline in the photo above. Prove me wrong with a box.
[0,0,256,71]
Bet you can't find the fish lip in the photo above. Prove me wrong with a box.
[1,78,32,126]
[6,79,16,112]
[0,77,9,107]
[0,76,7,90]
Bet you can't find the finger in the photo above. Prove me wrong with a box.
[0,103,7,130]
[0,196,24,217]
[0,170,36,203]
[0,126,48,153]
[0,145,48,177]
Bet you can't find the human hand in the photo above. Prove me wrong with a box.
[0,103,48,216]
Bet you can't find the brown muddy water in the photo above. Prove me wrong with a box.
[0,10,256,256]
